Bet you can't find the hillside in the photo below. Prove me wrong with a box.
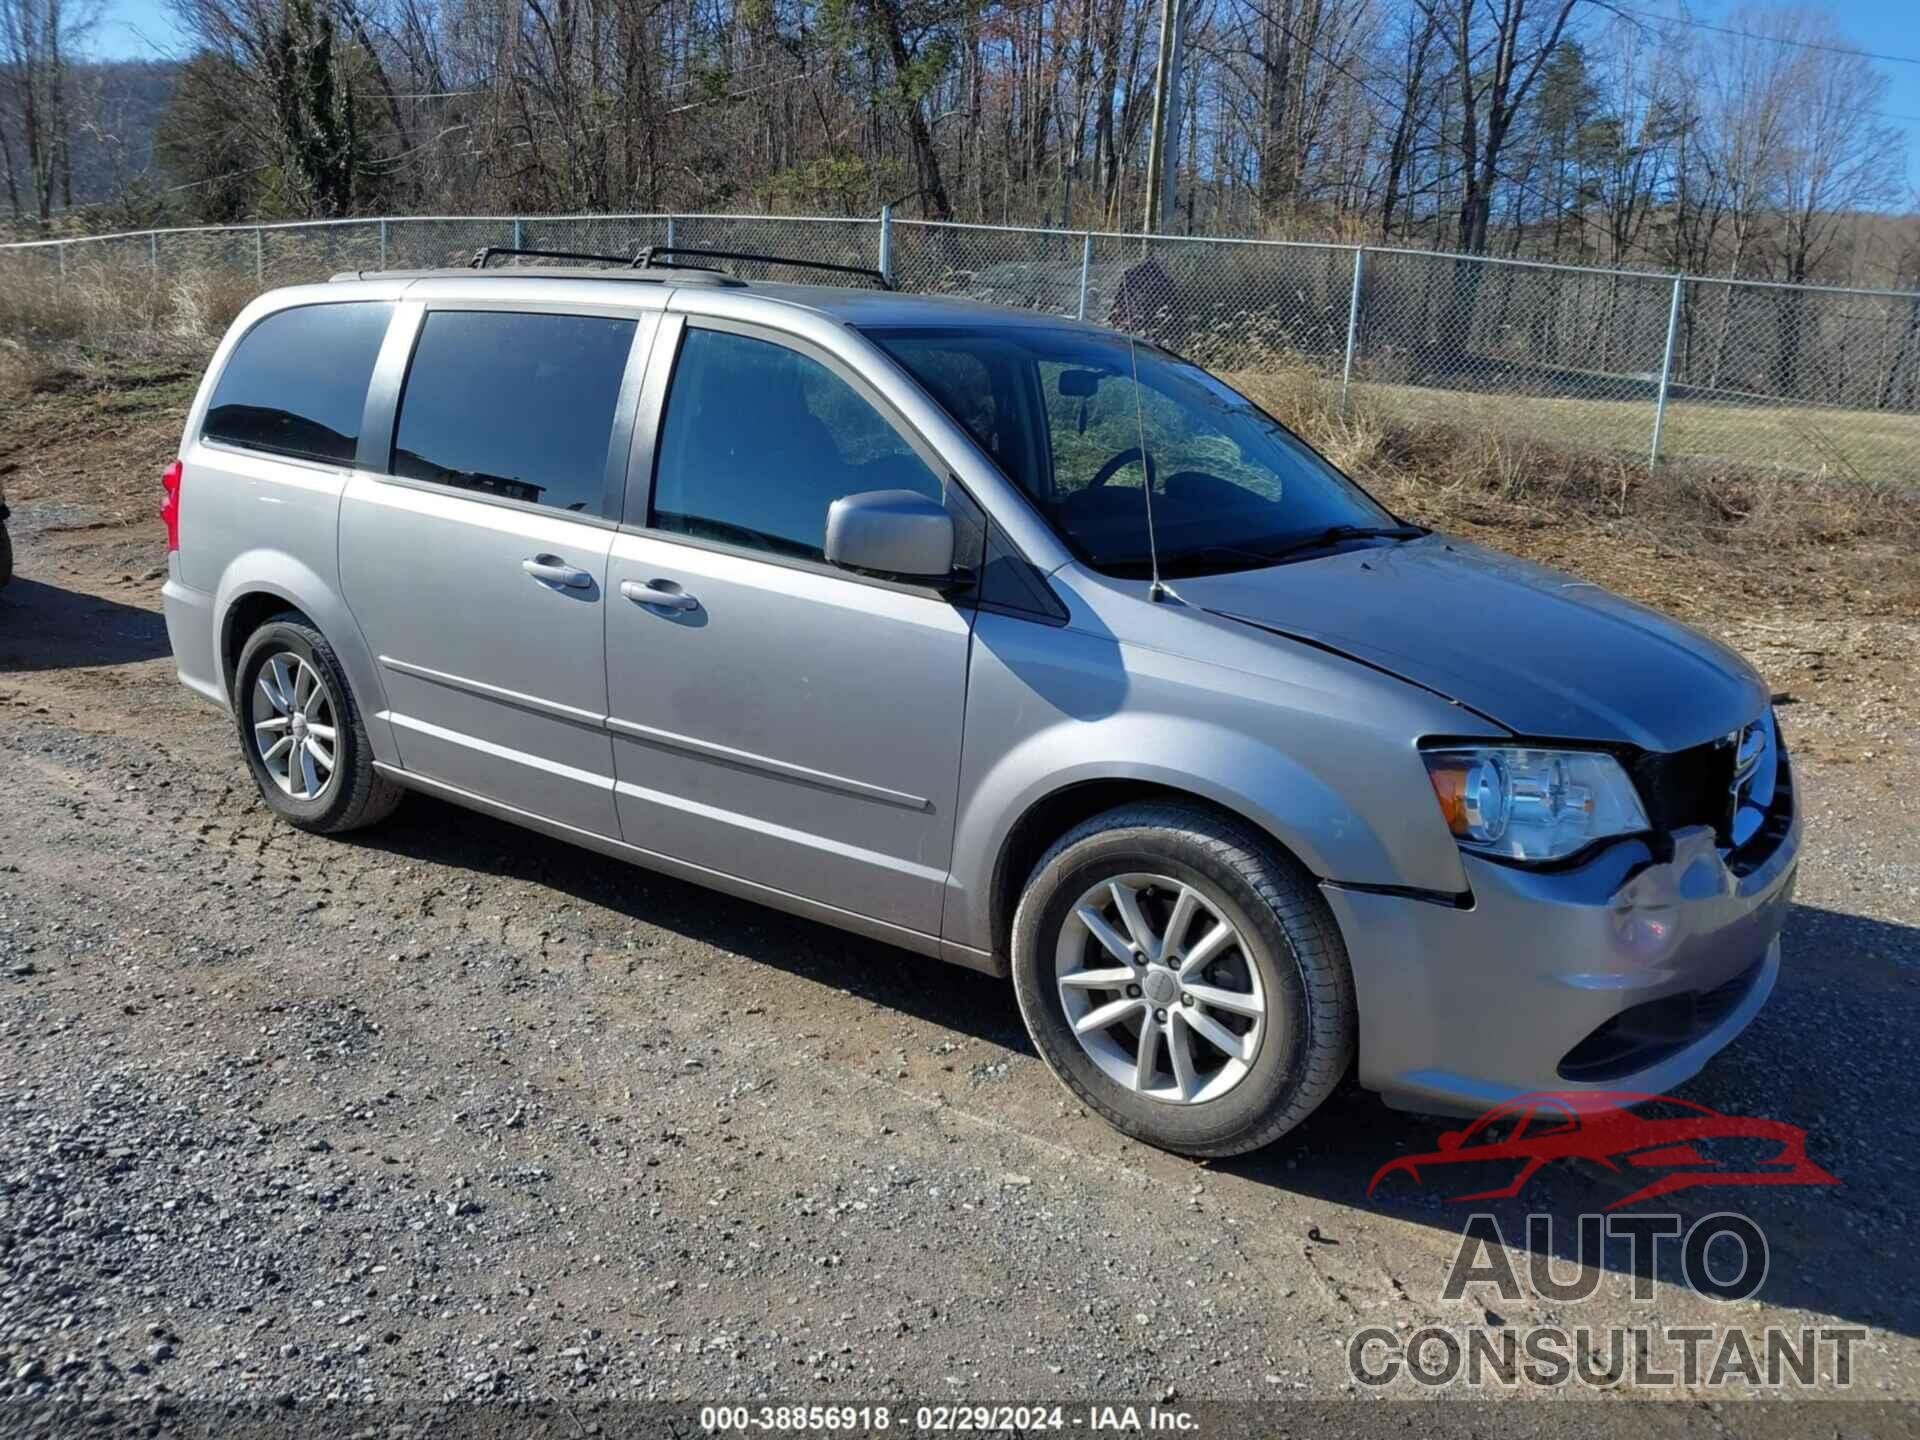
[1,59,180,225]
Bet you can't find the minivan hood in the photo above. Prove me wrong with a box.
[1175,536,1767,752]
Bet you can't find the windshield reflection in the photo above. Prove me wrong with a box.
[868,325,1403,577]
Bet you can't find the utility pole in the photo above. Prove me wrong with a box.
[1156,0,1190,232]
[1142,0,1181,234]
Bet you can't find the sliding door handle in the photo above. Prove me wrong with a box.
[522,555,594,589]
[620,579,699,613]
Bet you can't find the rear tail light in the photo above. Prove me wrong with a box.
[160,460,182,552]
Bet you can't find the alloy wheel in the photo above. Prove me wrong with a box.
[1053,872,1267,1104]
[250,651,338,801]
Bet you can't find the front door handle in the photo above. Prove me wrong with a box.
[621,579,699,613]
[522,555,594,590]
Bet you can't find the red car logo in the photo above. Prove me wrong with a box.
[1367,1091,1836,1210]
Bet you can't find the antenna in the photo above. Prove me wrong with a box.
[1125,334,1176,604]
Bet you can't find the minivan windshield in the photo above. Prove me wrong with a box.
[867,324,1406,576]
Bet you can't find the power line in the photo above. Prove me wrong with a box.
[1610,4,1920,67]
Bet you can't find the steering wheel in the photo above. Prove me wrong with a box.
[1087,447,1157,489]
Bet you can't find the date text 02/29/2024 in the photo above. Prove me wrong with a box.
[699,1404,1202,1432]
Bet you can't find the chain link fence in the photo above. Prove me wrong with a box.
[5,211,1917,485]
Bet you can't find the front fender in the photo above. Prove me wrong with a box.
[213,550,397,764]
[945,612,1485,955]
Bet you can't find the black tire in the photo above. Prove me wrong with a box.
[1010,801,1354,1158]
[233,613,402,834]
[0,520,12,589]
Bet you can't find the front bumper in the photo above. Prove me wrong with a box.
[1324,767,1802,1116]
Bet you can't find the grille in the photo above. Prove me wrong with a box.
[1627,710,1787,859]
[1727,731,1794,878]
[1628,734,1740,843]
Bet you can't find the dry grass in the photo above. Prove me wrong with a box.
[1227,362,1920,622]
[0,261,229,531]
[0,261,256,531]
[1358,378,1920,490]
[0,256,257,371]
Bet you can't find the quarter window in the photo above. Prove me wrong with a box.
[391,310,637,515]
[650,327,943,561]
[203,302,392,464]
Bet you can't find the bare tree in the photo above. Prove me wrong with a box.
[1375,0,1438,238]
[0,0,96,222]
[121,0,1911,301]
[1418,0,1580,254]
[1767,8,1903,286]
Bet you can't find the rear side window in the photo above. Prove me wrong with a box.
[651,327,943,560]
[391,310,637,515]
[203,302,392,464]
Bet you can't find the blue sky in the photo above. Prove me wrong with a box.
[89,0,1920,198]
[1628,0,1920,196]
[91,0,186,61]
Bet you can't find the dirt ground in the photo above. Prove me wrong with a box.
[1,366,1918,1421]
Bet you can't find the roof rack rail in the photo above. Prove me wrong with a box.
[469,245,642,269]
[637,246,893,291]
[463,243,892,290]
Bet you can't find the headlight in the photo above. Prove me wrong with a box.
[1422,746,1649,863]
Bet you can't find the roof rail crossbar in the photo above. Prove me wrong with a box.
[469,245,640,269]
[626,250,730,277]
[637,246,893,291]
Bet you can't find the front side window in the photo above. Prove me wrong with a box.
[869,325,1399,576]
[650,327,944,561]
[203,301,392,464]
[391,310,637,514]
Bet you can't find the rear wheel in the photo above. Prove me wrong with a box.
[234,614,401,833]
[1010,802,1354,1157]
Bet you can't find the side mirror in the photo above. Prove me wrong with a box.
[825,490,955,582]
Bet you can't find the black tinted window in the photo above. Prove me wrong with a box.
[392,311,637,514]
[203,302,392,464]
[651,327,943,560]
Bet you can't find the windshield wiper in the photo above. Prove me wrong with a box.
[1093,526,1427,578]
[1157,543,1292,574]
[1254,523,1428,565]
[1097,543,1279,577]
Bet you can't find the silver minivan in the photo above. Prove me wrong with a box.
[161,254,1800,1156]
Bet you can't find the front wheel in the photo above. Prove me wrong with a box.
[1010,802,1355,1157]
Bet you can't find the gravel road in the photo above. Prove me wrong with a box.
[2,501,1917,1418]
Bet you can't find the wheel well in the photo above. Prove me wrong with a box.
[990,780,1275,959]
[221,592,311,686]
